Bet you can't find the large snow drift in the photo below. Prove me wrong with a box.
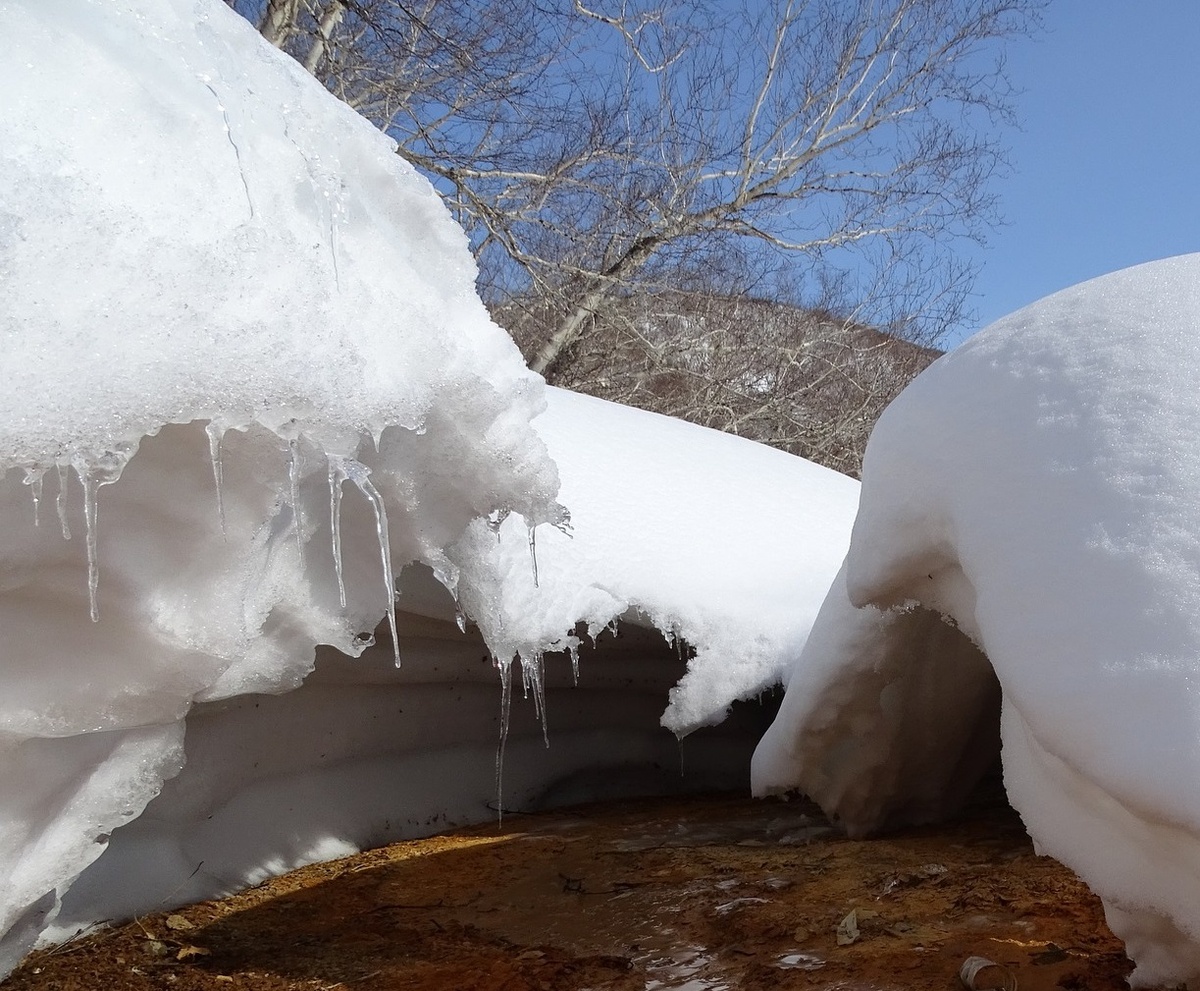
[458,387,860,736]
[0,0,859,976]
[46,390,857,945]
[0,0,560,973]
[753,254,1200,987]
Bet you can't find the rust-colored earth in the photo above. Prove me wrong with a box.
[9,791,1130,991]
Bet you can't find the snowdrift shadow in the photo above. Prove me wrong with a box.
[180,791,825,989]
[755,587,1002,838]
[55,589,779,934]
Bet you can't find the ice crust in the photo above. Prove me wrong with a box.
[0,0,861,975]
[753,254,1200,987]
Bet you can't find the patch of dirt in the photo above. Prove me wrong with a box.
[9,792,1130,990]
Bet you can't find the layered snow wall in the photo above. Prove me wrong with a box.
[753,254,1200,987]
[0,0,860,976]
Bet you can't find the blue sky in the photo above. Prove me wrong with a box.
[959,0,1200,339]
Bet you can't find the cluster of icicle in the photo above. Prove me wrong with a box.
[20,446,135,625]
[17,424,408,666]
[16,421,560,816]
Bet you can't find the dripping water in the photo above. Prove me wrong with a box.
[327,459,347,609]
[204,422,227,538]
[287,437,305,571]
[332,456,400,667]
[56,464,71,540]
[22,467,46,527]
[494,656,513,825]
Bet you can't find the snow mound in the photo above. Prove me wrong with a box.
[0,0,557,974]
[753,254,1200,987]
[0,0,861,975]
[457,387,860,737]
[47,385,860,939]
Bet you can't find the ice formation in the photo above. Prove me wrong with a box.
[753,255,1200,987]
[0,0,861,976]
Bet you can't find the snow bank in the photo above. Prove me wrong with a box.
[0,0,860,974]
[753,254,1200,986]
[0,0,558,973]
[42,390,859,945]
[456,387,861,737]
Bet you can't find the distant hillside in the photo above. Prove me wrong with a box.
[494,293,941,477]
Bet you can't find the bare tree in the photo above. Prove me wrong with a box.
[498,282,939,475]
[232,0,1041,469]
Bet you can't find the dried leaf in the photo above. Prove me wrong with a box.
[176,944,211,961]
[164,914,194,931]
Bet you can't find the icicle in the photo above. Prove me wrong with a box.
[335,456,400,666]
[78,466,101,622]
[527,523,539,587]
[55,464,71,540]
[568,641,581,686]
[22,467,46,527]
[71,448,132,623]
[428,556,464,631]
[494,656,513,825]
[204,422,227,538]
[536,653,549,746]
[519,656,532,700]
[327,459,347,609]
[520,652,549,748]
[288,436,305,571]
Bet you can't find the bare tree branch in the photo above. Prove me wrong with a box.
[235,0,1043,473]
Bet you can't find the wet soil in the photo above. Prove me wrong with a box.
[9,792,1131,991]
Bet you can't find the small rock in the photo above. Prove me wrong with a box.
[836,909,860,946]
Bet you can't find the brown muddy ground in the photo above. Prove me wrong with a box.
[9,791,1131,991]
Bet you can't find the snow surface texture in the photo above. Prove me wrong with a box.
[753,254,1200,987]
[0,0,860,975]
